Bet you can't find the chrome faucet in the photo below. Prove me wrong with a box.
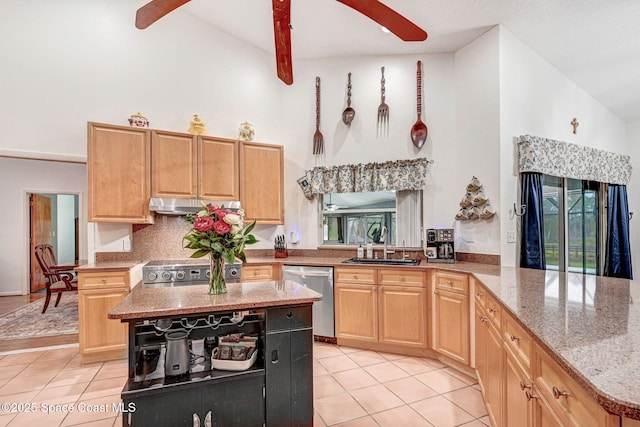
[380,226,395,259]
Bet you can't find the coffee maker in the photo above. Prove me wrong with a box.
[425,229,455,263]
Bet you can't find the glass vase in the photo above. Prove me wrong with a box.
[209,255,227,295]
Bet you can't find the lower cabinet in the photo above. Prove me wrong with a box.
[265,306,313,426]
[335,267,427,351]
[121,305,314,427]
[432,270,469,364]
[242,264,279,282]
[504,346,533,427]
[123,373,265,427]
[78,270,130,362]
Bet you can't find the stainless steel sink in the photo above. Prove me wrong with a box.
[342,257,420,266]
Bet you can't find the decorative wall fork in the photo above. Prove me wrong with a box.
[377,66,389,137]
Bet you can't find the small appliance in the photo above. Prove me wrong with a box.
[425,228,455,263]
[164,330,191,376]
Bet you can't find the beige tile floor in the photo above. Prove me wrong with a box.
[0,343,491,427]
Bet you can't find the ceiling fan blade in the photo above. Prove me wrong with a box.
[135,0,191,29]
[272,0,294,85]
[336,0,427,42]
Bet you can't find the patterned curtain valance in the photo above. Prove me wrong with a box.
[306,158,432,194]
[517,135,632,185]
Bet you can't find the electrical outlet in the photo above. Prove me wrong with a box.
[123,239,131,251]
[507,231,516,243]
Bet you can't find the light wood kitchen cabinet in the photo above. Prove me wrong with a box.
[378,285,427,348]
[533,343,619,427]
[87,122,153,223]
[239,141,284,224]
[151,130,197,198]
[475,293,502,427]
[504,345,533,427]
[432,270,469,365]
[335,267,427,350]
[335,282,378,343]
[199,136,239,200]
[242,264,279,282]
[151,132,239,201]
[78,270,130,363]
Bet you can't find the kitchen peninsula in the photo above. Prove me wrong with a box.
[108,280,321,427]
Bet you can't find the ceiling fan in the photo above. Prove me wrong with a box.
[135,0,428,85]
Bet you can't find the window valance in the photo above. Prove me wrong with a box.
[306,158,432,194]
[517,135,632,185]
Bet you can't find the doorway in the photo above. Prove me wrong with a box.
[29,193,79,293]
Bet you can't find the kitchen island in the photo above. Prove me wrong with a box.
[108,280,321,427]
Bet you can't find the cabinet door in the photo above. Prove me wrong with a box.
[78,287,129,356]
[531,386,564,427]
[201,374,265,427]
[239,141,284,224]
[151,130,197,198]
[290,329,313,426]
[335,283,378,342]
[199,136,239,200]
[88,122,152,223]
[433,289,469,364]
[505,347,533,427]
[485,320,503,427]
[265,331,292,426]
[475,304,488,392]
[379,285,427,348]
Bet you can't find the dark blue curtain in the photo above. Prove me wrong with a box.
[520,172,546,269]
[605,185,632,279]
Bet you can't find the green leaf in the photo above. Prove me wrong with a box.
[244,221,256,235]
[190,249,210,258]
[210,242,224,252]
[244,235,258,244]
[223,249,235,264]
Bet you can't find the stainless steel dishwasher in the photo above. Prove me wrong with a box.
[281,265,334,339]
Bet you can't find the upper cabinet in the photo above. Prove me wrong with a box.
[199,136,239,200]
[240,141,284,224]
[150,130,197,198]
[150,132,239,200]
[87,122,153,224]
[88,122,283,224]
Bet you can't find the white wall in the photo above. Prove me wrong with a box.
[498,27,628,267]
[627,120,640,275]
[0,158,86,295]
[452,27,501,256]
[281,53,458,249]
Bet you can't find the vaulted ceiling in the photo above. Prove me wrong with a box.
[156,0,640,123]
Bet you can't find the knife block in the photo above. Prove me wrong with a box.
[274,249,288,258]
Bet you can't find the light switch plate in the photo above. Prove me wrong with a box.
[507,231,516,243]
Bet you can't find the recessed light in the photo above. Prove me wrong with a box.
[381,26,391,34]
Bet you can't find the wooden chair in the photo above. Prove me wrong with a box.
[34,244,78,313]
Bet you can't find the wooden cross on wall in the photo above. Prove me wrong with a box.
[571,118,579,134]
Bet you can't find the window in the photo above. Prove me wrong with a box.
[321,190,422,247]
[542,175,603,274]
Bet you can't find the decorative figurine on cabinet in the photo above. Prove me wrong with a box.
[239,122,255,141]
[188,114,207,135]
[128,112,149,128]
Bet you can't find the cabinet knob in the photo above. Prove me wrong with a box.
[446,280,453,285]
[525,391,539,401]
[488,307,496,313]
[286,311,293,319]
[509,334,522,342]
[101,277,107,282]
[476,292,484,297]
[400,276,405,281]
[254,270,259,275]
[352,275,358,279]
[552,386,569,399]
[520,381,531,390]
[434,290,439,295]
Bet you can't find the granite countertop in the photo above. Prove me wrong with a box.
[473,267,640,420]
[108,280,321,320]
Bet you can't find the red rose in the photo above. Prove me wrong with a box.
[213,220,231,235]
[194,216,214,232]
[206,205,219,213]
[214,208,231,220]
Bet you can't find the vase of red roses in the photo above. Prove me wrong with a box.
[183,204,257,294]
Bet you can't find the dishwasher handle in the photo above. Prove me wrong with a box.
[282,270,333,278]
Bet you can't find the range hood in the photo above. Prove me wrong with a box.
[149,198,241,215]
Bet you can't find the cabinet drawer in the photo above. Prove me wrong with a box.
[503,310,532,371]
[242,264,274,281]
[434,271,469,294]
[474,284,487,309]
[267,306,312,332]
[78,271,129,290]
[534,344,619,427]
[378,269,425,287]
[334,268,376,285]
[485,292,502,329]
